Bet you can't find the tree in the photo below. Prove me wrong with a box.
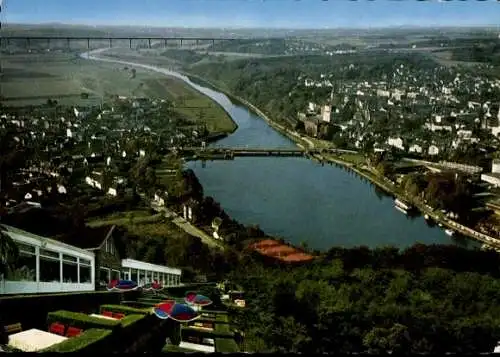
[363,324,411,353]
[0,230,19,281]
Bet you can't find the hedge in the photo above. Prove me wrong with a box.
[165,283,217,297]
[215,338,240,353]
[41,328,113,352]
[125,318,172,353]
[47,310,122,332]
[215,314,229,323]
[162,344,198,353]
[215,323,231,333]
[201,309,228,315]
[0,291,129,330]
[99,304,150,315]
[121,301,157,308]
[121,314,146,328]
[182,326,234,339]
[138,297,165,303]
[189,316,217,323]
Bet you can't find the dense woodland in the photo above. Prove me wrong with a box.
[228,245,500,353]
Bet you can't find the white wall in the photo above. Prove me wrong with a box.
[0,226,96,295]
[481,174,500,188]
[0,281,94,295]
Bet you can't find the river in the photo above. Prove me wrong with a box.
[83,50,478,251]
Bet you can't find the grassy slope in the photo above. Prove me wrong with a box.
[1,52,236,133]
[87,210,178,238]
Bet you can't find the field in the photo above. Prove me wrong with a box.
[86,209,178,238]
[1,51,236,133]
[86,210,164,228]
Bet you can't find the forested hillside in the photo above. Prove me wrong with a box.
[188,52,439,126]
[229,244,500,353]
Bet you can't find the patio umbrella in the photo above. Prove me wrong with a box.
[107,279,139,292]
[153,300,200,322]
[185,292,213,307]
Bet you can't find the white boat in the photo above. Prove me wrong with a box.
[445,229,454,236]
[395,205,408,215]
[424,214,430,220]
[394,198,411,211]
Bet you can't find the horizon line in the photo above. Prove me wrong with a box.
[4,22,500,31]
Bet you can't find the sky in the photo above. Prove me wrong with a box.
[2,0,500,29]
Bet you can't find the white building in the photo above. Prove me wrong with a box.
[0,224,96,295]
[409,144,423,154]
[492,159,500,174]
[428,145,440,156]
[121,259,181,287]
[386,137,405,151]
[481,173,500,188]
[321,105,331,123]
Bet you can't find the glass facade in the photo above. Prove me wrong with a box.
[120,268,181,287]
[5,241,94,286]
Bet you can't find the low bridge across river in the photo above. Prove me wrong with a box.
[174,146,358,160]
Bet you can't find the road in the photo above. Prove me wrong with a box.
[150,202,224,250]
[82,48,498,249]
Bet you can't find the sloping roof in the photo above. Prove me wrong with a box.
[0,224,95,256]
[58,224,116,250]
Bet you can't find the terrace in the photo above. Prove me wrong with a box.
[0,283,242,353]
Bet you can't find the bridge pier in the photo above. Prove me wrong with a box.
[87,38,90,49]
[66,37,70,49]
[109,38,112,48]
[129,38,132,49]
[148,38,151,48]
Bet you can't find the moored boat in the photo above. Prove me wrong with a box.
[394,198,415,215]
[395,205,408,215]
[445,229,454,236]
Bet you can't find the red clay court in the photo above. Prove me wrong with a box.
[248,239,315,263]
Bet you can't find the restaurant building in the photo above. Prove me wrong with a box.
[0,224,96,295]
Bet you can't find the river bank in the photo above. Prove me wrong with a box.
[179,70,315,149]
[82,50,475,251]
[83,50,239,135]
[181,69,500,251]
[321,152,500,250]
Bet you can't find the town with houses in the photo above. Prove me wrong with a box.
[0,96,214,296]
[293,61,500,242]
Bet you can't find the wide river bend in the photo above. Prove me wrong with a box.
[83,50,476,251]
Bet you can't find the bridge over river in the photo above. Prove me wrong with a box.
[175,146,358,160]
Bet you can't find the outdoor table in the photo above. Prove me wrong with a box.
[179,341,215,353]
[8,328,68,352]
[89,313,118,320]
[202,338,215,346]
